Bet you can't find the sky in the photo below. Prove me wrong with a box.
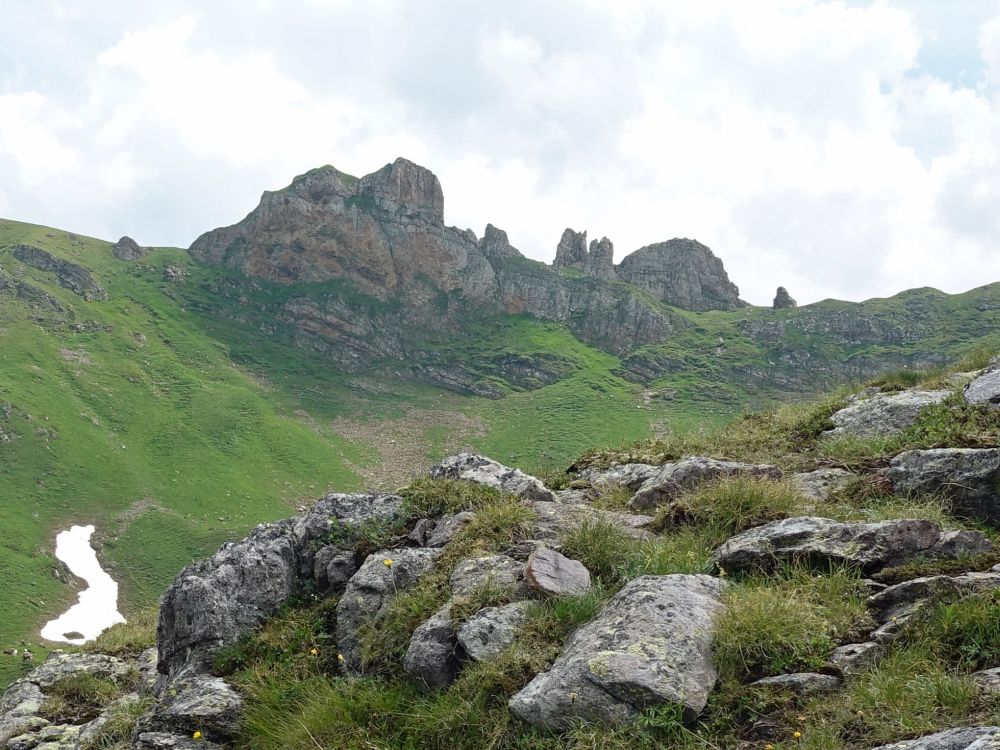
[1,1,999,306]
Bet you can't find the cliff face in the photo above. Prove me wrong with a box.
[189,158,743,367]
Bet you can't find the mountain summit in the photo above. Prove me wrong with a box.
[189,158,742,351]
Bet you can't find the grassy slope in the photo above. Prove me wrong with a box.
[0,220,372,684]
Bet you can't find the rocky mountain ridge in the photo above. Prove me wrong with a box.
[6,357,1000,748]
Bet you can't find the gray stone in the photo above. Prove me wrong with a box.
[111,235,149,261]
[789,468,854,501]
[336,547,440,670]
[430,454,556,502]
[825,389,950,439]
[135,732,224,749]
[426,512,476,547]
[403,604,459,690]
[508,574,725,730]
[457,601,534,663]
[828,642,883,675]
[312,545,357,593]
[749,672,840,695]
[872,727,1000,750]
[19,652,131,688]
[450,555,523,598]
[142,675,242,738]
[886,448,1000,525]
[972,667,1000,694]
[407,518,436,546]
[529,501,653,542]
[629,457,782,511]
[868,576,963,624]
[523,547,591,597]
[579,463,661,492]
[773,286,797,309]
[965,361,1000,407]
[6,723,81,749]
[0,681,47,744]
[11,244,108,301]
[158,491,402,676]
[713,516,989,574]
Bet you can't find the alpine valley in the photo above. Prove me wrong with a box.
[2,156,1000,713]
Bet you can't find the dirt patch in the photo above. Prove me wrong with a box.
[59,348,90,365]
[332,408,487,489]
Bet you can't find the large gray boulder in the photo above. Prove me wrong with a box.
[628,457,782,511]
[139,675,242,739]
[886,449,1000,524]
[403,604,459,690]
[872,727,1000,749]
[790,468,854,501]
[508,574,725,729]
[111,235,149,261]
[449,555,524,598]
[712,517,990,574]
[336,547,441,671]
[430,453,556,502]
[825,389,950,439]
[458,601,534,663]
[523,547,591,596]
[965,360,1000,407]
[158,492,402,676]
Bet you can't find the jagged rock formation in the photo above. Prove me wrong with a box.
[11,244,107,301]
[553,229,615,280]
[773,286,797,309]
[112,236,149,261]
[615,239,744,311]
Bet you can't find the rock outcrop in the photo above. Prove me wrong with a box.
[430,453,556,502]
[614,239,744,311]
[773,286,797,309]
[509,574,725,729]
[712,517,991,574]
[11,244,107,301]
[885,448,1000,525]
[112,235,149,261]
[825,389,950,438]
[964,360,1000,407]
[624,457,782,511]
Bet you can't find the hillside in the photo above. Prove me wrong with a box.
[4,352,1000,749]
[2,159,1000,690]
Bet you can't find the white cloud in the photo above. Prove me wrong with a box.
[0,1,999,305]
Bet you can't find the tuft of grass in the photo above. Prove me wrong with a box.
[459,498,537,548]
[82,693,155,750]
[84,608,157,658]
[713,565,872,680]
[40,671,138,725]
[904,590,1000,671]
[658,476,806,537]
[400,478,511,518]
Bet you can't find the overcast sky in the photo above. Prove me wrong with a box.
[2,1,999,305]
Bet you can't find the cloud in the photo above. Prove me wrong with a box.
[1,1,1000,305]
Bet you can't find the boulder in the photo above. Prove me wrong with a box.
[871,727,1000,750]
[141,675,242,738]
[628,457,782,511]
[789,468,854,501]
[457,601,534,663]
[772,286,797,309]
[403,604,459,690]
[972,667,1000,694]
[14,652,132,688]
[135,732,224,749]
[824,389,950,439]
[450,555,524,598]
[828,642,883,676]
[579,463,661,492]
[336,548,441,670]
[508,574,725,729]
[712,517,990,574]
[749,672,840,695]
[426,512,476,547]
[867,576,963,624]
[6,723,81,749]
[111,235,148,261]
[529,501,653,542]
[886,449,1000,525]
[965,363,1000,407]
[430,454,556,502]
[523,547,591,597]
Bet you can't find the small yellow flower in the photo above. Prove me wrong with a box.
[193,730,203,741]
[309,647,319,656]
[891,615,898,622]
[796,715,806,722]
[718,567,727,578]
[337,653,345,662]
[568,692,577,703]
[793,731,802,739]
[383,558,394,568]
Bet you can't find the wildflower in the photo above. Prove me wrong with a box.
[796,715,806,722]
[793,731,802,739]
[193,730,203,741]
[891,615,898,622]
[337,653,345,663]
[383,558,394,568]
[718,566,727,578]
[569,692,577,703]
[309,647,319,656]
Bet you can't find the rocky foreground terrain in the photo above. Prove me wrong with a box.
[5,355,1000,749]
